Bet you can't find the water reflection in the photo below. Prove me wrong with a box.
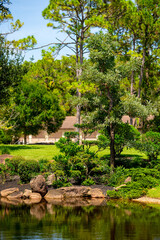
[1,198,160,240]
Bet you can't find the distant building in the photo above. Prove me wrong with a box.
[19,115,152,144]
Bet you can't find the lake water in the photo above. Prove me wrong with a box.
[1,198,160,240]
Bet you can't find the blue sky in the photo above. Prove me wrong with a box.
[1,0,69,61]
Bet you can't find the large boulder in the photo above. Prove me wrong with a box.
[7,191,23,200]
[30,175,48,197]
[0,188,19,197]
[29,193,42,203]
[87,188,105,198]
[46,174,56,186]
[60,186,91,198]
[44,189,64,202]
[23,189,32,199]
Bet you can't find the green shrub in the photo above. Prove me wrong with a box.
[18,160,40,183]
[99,123,140,157]
[107,190,120,199]
[55,137,82,156]
[82,178,95,186]
[0,163,7,179]
[38,158,51,172]
[0,130,12,144]
[108,166,129,186]
[52,179,72,188]
[54,155,72,177]
[135,131,160,161]
[107,169,160,200]
[1,147,10,155]
[129,168,160,181]
[107,182,147,199]
[5,156,25,175]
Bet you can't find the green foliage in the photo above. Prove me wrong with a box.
[0,38,24,105]
[0,129,12,144]
[38,158,51,173]
[5,156,25,175]
[1,146,10,154]
[135,131,160,161]
[108,166,129,186]
[23,55,77,115]
[18,160,40,183]
[107,166,160,199]
[54,136,107,185]
[52,179,72,189]
[10,79,65,143]
[99,123,140,157]
[82,178,95,186]
[63,131,79,140]
[55,137,82,156]
[0,163,7,180]
[107,183,147,200]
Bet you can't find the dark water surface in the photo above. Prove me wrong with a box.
[0,198,160,240]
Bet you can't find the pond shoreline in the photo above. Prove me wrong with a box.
[0,179,160,205]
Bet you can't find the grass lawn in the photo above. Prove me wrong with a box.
[0,144,60,160]
[0,144,148,161]
[147,186,160,199]
[90,145,147,159]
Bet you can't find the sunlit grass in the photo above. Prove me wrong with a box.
[0,144,60,160]
[147,186,160,199]
[90,146,147,159]
[0,144,156,161]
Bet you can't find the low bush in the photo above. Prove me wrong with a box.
[107,182,147,199]
[0,163,7,180]
[135,131,160,161]
[5,156,25,175]
[52,179,72,188]
[55,137,82,156]
[0,130,12,144]
[82,178,95,186]
[38,158,51,172]
[108,166,129,186]
[18,160,40,183]
[107,167,160,199]
[1,147,10,155]
[115,156,148,169]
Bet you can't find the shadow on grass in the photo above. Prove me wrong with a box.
[100,153,148,168]
[100,153,144,160]
[118,154,143,159]
[0,145,41,152]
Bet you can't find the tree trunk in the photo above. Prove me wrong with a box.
[75,16,84,145]
[110,123,115,170]
[130,35,135,125]
[24,133,27,144]
[131,35,135,96]
[138,47,146,98]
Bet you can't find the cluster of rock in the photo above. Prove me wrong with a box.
[0,175,107,205]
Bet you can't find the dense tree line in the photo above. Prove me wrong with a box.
[0,0,159,167]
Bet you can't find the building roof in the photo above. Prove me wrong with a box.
[60,115,141,130]
[60,116,77,130]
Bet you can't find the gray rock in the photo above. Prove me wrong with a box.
[60,186,91,198]
[87,188,105,198]
[23,189,32,199]
[46,174,56,186]
[30,175,48,197]
[0,188,19,197]
[29,193,42,203]
[124,176,132,183]
[7,191,23,200]
[44,189,64,201]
